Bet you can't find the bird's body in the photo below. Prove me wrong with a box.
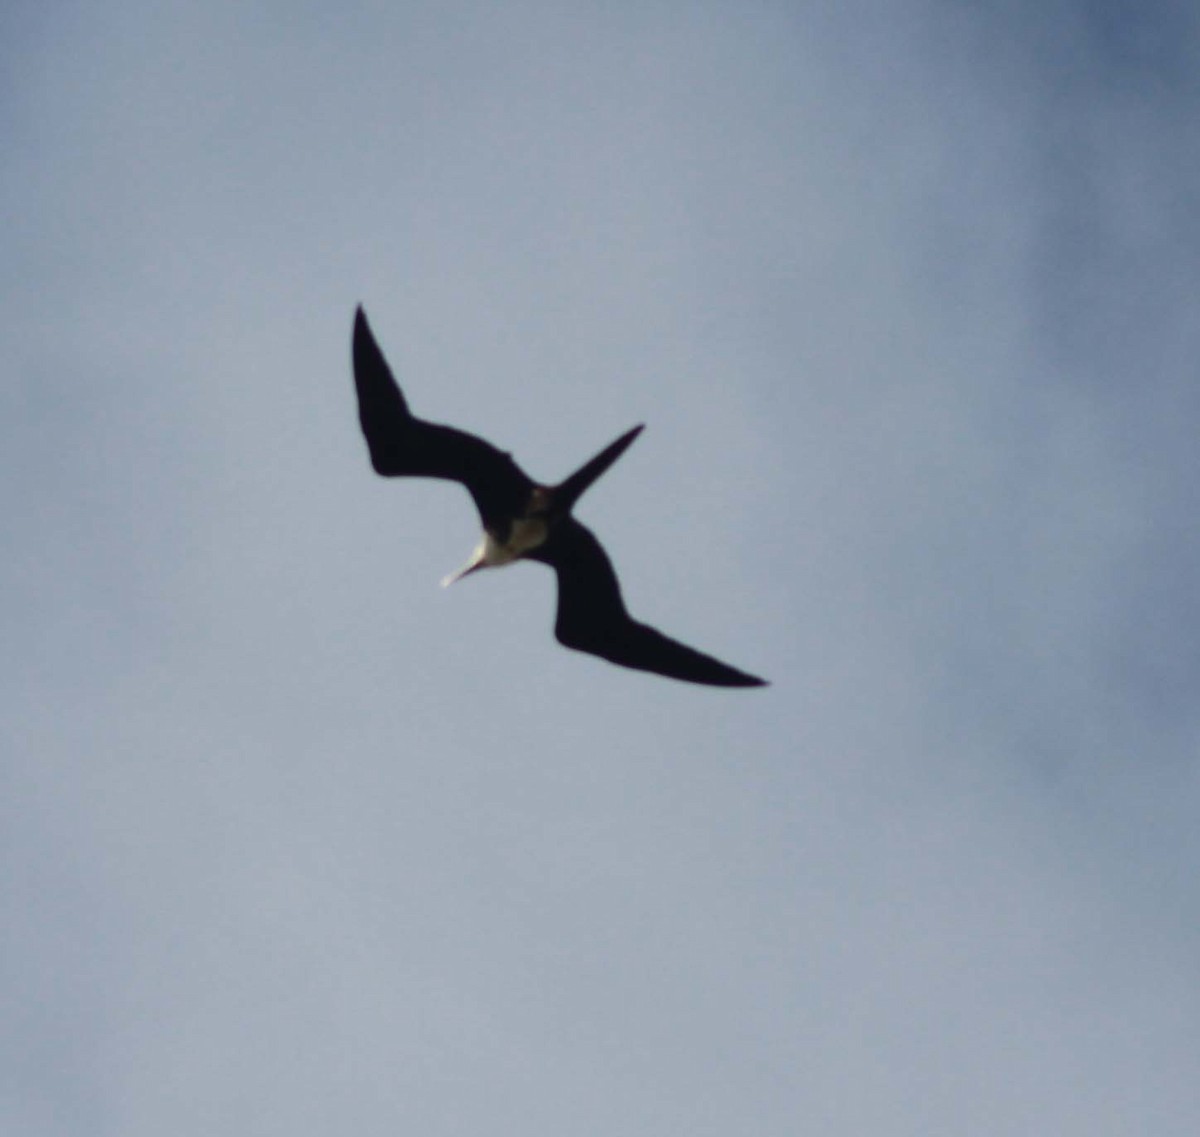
[352,306,767,688]
[484,516,551,561]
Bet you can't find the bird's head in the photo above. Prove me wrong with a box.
[441,538,491,588]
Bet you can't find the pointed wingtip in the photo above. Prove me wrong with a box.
[353,307,382,363]
[713,669,769,688]
[352,306,374,363]
[612,423,646,449]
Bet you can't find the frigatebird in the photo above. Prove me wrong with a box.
[352,306,767,688]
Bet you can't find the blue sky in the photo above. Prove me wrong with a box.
[4,2,1200,1134]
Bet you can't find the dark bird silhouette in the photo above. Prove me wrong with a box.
[352,306,767,688]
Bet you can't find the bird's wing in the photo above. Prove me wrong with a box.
[353,307,534,526]
[530,519,768,687]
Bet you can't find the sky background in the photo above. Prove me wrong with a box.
[4,2,1200,1133]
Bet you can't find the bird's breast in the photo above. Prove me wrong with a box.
[506,516,549,554]
[479,516,550,567]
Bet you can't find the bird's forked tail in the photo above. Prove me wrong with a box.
[552,424,644,514]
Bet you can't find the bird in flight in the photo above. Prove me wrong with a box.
[351,307,767,687]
